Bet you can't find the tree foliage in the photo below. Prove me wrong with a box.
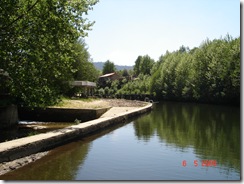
[150,35,240,105]
[117,35,240,105]
[102,60,116,75]
[72,39,99,82]
[0,0,98,107]
[117,74,151,96]
[134,55,155,76]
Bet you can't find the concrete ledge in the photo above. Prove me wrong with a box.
[18,107,110,122]
[0,103,152,163]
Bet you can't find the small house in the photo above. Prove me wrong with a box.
[98,72,121,87]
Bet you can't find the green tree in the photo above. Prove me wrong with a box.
[191,35,240,103]
[72,39,99,82]
[141,55,155,75]
[150,35,240,104]
[102,60,116,74]
[134,56,142,76]
[179,45,190,53]
[133,55,154,76]
[122,69,129,77]
[0,0,98,107]
[117,74,150,96]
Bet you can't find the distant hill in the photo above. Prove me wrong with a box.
[93,62,133,71]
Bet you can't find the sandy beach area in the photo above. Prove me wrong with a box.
[51,98,148,109]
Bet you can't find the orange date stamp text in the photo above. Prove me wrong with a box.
[182,160,217,167]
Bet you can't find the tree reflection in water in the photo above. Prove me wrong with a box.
[133,102,240,172]
[0,141,90,180]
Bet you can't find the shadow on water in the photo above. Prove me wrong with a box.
[0,116,138,180]
[133,101,240,172]
[1,140,90,180]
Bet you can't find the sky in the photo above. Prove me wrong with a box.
[84,0,240,66]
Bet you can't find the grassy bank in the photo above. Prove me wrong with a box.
[50,98,110,109]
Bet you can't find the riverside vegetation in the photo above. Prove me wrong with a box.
[0,0,99,108]
[113,35,240,105]
[0,0,240,108]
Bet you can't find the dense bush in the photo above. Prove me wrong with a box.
[116,74,151,96]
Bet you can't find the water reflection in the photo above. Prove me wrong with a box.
[0,141,90,180]
[133,102,240,172]
[0,102,240,180]
[0,121,130,180]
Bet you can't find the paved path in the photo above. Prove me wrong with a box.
[100,107,140,118]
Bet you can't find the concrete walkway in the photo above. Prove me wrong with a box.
[101,107,139,118]
[0,103,152,164]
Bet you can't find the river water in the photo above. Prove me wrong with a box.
[0,102,240,180]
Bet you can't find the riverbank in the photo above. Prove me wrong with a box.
[18,98,149,122]
[0,99,152,176]
[51,98,149,108]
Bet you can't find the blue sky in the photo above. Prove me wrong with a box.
[84,0,240,66]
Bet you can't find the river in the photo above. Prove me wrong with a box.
[0,101,240,180]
